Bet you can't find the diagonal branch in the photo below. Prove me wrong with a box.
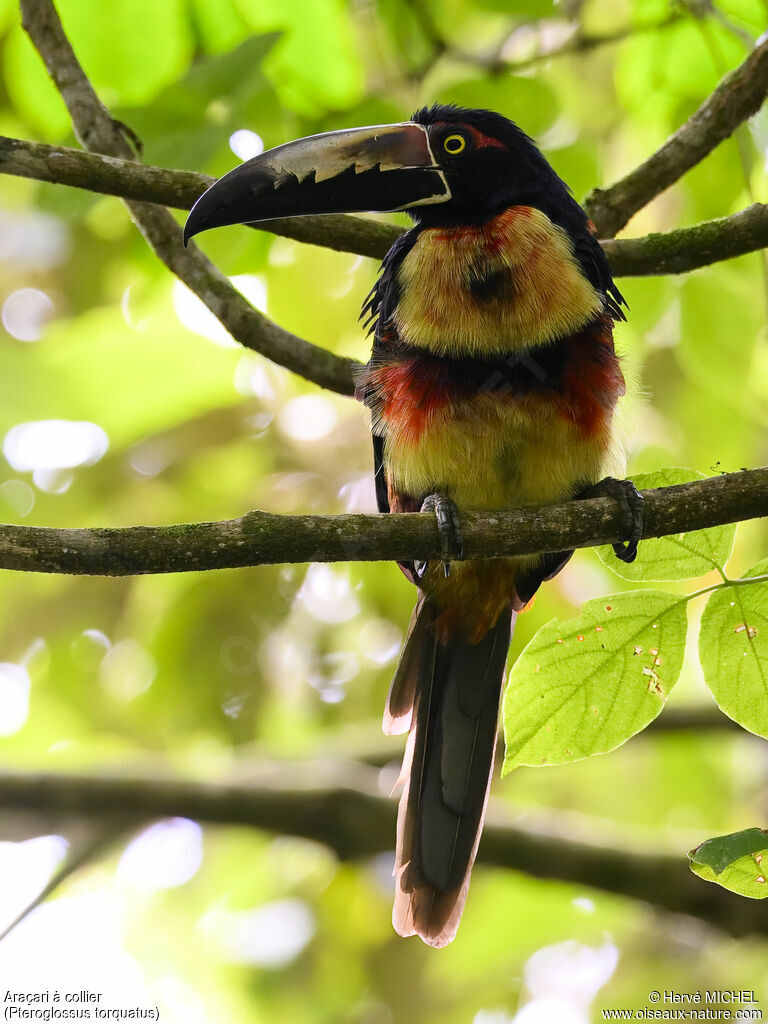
[0,763,763,939]
[2,135,767,278]
[19,0,359,397]
[585,35,768,237]
[0,467,765,576]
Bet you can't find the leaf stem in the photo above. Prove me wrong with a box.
[687,573,768,602]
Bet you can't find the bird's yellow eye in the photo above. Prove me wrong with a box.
[443,134,466,155]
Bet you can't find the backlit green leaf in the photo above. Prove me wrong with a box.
[502,590,687,773]
[597,468,735,581]
[699,558,768,738]
[689,828,768,899]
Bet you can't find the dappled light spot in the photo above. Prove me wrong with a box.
[308,650,359,703]
[2,288,55,341]
[70,629,111,671]
[0,890,147,999]
[173,280,238,347]
[152,976,207,1024]
[359,618,402,666]
[297,565,360,623]
[120,283,150,331]
[262,627,312,691]
[338,474,377,512]
[473,1011,514,1024]
[172,275,267,348]
[501,21,575,65]
[3,419,108,472]
[513,939,619,1023]
[269,237,298,267]
[118,819,203,890]
[0,836,68,932]
[99,638,156,701]
[33,467,74,494]
[202,899,315,968]
[246,412,274,438]
[229,129,264,161]
[234,354,277,399]
[128,439,174,478]
[232,273,268,313]
[279,393,338,442]
[0,479,34,517]
[0,662,31,735]
[0,210,69,271]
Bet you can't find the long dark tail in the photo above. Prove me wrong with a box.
[384,595,514,947]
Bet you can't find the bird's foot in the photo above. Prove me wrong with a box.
[415,493,464,579]
[580,476,644,563]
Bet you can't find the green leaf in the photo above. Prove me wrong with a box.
[679,269,763,412]
[689,828,768,899]
[502,590,687,773]
[235,0,365,115]
[699,558,768,738]
[596,468,735,581]
[120,35,279,171]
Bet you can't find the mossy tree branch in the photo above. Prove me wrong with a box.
[0,468,766,576]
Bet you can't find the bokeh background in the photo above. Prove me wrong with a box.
[0,0,767,1020]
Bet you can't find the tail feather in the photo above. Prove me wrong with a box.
[383,593,436,736]
[389,598,515,947]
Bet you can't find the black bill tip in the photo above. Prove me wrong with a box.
[182,122,451,244]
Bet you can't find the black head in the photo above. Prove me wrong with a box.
[407,103,576,227]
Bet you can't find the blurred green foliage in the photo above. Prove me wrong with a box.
[1,0,768,1020]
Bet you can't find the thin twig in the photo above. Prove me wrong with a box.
[18,0,357,397]
[0,468,766,575]
[585,34,768,236]
[501,11,687,75]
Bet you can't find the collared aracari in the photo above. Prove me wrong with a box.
[185,105,642,947]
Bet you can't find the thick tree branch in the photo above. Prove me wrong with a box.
[0,468,765,576]
[585,35,768,237]
[2,135,767,278]
[18,0,358,397]
[0,763,762,939]
[602,203,768,275]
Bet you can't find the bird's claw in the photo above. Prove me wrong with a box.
[417,493,464,578]
[581,476,644,563]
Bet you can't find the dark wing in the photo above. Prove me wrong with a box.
[542,191,626,322]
